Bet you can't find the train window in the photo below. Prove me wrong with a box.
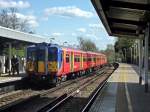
[27,48,36,61]
[48,47,57,61]
[61,51,63,62]
[74,55,80,62]
[74,58,76,62]
[78,57,80,62]
[88,57,91,61]
[97,58,99,61]
[83,57,87,62]
[74,55,76,62]
[94,58,96,62]
[66,54,70,63]
[38,49,45,61]
[74,55,77,62]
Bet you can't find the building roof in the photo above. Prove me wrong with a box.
[0,26,46,43]
[91,0,150,39]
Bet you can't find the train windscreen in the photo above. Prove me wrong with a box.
[27,47,36,61]
[37,49,45,61]
[48,47,57,61]
[27,47,46,61]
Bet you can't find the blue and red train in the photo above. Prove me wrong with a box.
[26,43,107,85]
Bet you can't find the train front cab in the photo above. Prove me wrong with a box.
[26,44,63,85]
[47,45,63,84]
[26,44,48,83]
[26,46,36,74]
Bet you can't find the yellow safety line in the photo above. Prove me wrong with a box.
[123,65,133,112]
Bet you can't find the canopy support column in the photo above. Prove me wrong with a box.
[8,43,12,75]
[130,47,132,64]
[135,44,136,64]
[138,39,143,85]
[144,23,149,92]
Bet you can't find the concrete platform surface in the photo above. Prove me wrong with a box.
[0,73,26,84]
[89,63,150,112]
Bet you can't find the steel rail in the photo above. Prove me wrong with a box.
[0,66,108,112]
[37,70,108,112]
[81,75,109,112]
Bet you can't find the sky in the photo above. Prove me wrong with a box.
[0,0,117,50]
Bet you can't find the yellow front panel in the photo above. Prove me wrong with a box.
[48,61,57,72]
[27,61,34,72]
[38,61,45,73]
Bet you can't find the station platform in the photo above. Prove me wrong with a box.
[0,72,26,85]
[89,63,150,112]
[0,73,26,94]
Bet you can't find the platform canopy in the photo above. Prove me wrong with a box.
[91,0,150,39]
[0,26,46,44]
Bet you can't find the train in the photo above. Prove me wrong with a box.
[26,43,107,85]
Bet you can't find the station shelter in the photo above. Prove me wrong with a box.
[0,26,46,75]
[91,0,150,92]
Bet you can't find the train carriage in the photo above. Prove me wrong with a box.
[26,43,107,85]
[58,48,84,79]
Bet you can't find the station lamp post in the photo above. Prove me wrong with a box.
[133,44,135,64]
[72,44,78,49]
[8,43,12,75]
[138,38,143,85]
[131,45,134,64]
[134,44,136,64]
[135,41,139,65]
[49,38,55,43]
[123,48,127,63]
[144,23,149,92]
[130,47,132,64]
[63,41,68,46]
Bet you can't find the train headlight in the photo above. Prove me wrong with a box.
[42,76,46,80]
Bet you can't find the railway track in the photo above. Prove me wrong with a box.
[81,69,114,112]
[37,68,114,112]
[0,66,110,112]
[0,90,39,111]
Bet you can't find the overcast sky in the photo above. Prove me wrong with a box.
[0,0,117,50]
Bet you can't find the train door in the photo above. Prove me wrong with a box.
[70,51,74,72]
[26,47,37,73]
[80,53,83,69]
[48,47,58,73]
[100,56,102,65]
[37,47,46,74]
[63,51,70,74]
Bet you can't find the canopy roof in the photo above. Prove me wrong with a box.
[0,26,46,44]
[91,0,150,39]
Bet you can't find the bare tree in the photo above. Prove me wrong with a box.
[9,8,19,30]
[0,9,10,28]
[0,8,32,33]
[19,19,30,32]
[103,44,115,63]
[78,37,98,52]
